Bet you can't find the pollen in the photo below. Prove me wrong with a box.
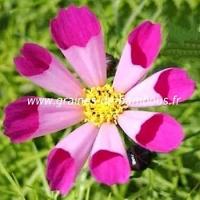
[82,84,127,126]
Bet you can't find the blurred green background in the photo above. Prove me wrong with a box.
[0,0,200,199]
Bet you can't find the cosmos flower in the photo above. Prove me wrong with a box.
[3,5,195,196]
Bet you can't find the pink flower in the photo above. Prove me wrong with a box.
[3,5,195,196]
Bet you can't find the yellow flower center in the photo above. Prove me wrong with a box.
[82,84,127,126]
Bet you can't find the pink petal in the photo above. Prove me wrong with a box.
[51,5,106,87]
[118,111,184,153]
[47,123,98,195]
[89,123,130,185]
[3,97,84,143]
[15,43,83,98]
[113,21,161,93]
[125,68,196,107]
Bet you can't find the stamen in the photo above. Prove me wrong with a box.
[82,84,127,126]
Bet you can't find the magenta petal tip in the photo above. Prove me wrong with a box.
[50,5,101,49]
[154,68,196,102]
[128,20,161,68]
[136,114,184,153]
[15,43,51,76]
[3,96,39,143]
[90,150,130,186]
[47,148,76,195]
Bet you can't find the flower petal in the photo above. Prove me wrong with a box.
[113,21,161,93]
[118,111,184,153]
[51,5,106,87]
[125,68,196,107]
[3,97,84,143]
[47,123,98,195]
[15,43,83,98]
[89,123,130,185]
